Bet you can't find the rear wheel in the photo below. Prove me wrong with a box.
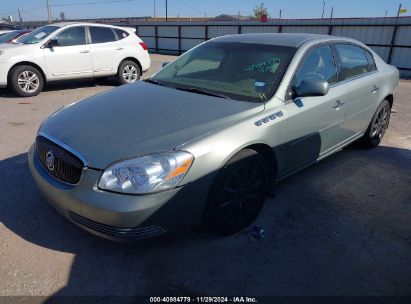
[117,60,141,84]
[360,100,391,148]
[9,65,44,97]
[204,149,268,236]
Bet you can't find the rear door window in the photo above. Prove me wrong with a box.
[89,26,117,44]
[114,29,129,40]
[364,50,377,72]
[335,44,369,81]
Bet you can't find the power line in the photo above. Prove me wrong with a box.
[177,0,206,15]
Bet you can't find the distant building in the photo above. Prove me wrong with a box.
[212,14,250,21]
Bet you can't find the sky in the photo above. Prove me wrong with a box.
[0,0,408,22]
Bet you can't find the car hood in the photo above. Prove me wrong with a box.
[0,43,38,57]
[39,81,264,169]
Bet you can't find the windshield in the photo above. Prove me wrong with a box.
[18,26,59,44]
[0,31,20,43]
[152,41,295,102]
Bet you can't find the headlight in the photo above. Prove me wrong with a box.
[98,151,194,194]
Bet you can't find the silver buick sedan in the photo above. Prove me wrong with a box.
[29,33,399,241]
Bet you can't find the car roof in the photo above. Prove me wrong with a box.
[212,33,345,48]
[50,22,119,28]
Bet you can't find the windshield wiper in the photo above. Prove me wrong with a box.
[174,87,230,99]
[144,78,166,86]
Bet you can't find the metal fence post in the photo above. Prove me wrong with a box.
[178,25,182,55]
[154,25,158,53]
[388,24,399,64]
[205,25,208,41]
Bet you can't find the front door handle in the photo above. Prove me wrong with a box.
[371,85,380,94]
[333,100,345,109]
[80,50,90,53]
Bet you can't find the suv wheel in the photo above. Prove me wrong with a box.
[9,65,44,97]
[117,60,141,84]
[204,149,268,236]
[360,100,391,148]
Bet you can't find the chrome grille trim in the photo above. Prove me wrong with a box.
[35,133,86,185]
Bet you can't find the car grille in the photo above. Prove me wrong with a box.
[35,136,84,184]
[68,211,167,240]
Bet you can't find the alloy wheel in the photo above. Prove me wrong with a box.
[218,164,265,228]
[122,65,139,83]
[371,103,390,141]
[17,71,40,93]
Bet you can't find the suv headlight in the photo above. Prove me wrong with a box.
[98,151,194,194]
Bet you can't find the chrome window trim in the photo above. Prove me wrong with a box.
[283,39,380,103]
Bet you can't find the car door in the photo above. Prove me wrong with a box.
[276,44,347,176]
[88,26,121,76]
[43,26,92,79]
[334,44,383,138]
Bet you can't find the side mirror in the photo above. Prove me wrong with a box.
[293,79,329,98]
[48,39,60,48]
[162,62,170,68]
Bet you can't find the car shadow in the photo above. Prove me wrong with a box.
[0,145,410,298]
[0,78,117,98]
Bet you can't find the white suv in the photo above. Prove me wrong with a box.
[0,22,151,97]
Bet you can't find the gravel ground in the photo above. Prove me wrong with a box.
[0,54,410,300]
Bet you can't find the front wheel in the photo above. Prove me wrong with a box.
[204,149,268,236]
[9,65,44,97]
[360,100,391,148]
[117,60,141,85]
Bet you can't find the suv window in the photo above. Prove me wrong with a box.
[115,29,129,40]
[364,50,377,72]
[293,44,337,87]
[90,26,116,43]
[54,26,86,46]
[335,44,369,80]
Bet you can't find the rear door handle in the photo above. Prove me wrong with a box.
[371,85,380,94]
[115,47,124,51]
[333,100,345,109]
[80,50,90,53]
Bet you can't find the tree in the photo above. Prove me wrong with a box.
[253,3,269,19]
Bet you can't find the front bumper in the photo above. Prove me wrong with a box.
[28,144,205,242]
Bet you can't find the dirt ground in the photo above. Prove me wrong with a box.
[0,54,410,300]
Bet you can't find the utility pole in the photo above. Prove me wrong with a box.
[18,9,23,26]
[165,0,168,21]
[330,6,334,19]
[46,0,52,23]
[153,0,156,21]
[279,9,282,19]
[396,3,402,18]
[321,1,325,18]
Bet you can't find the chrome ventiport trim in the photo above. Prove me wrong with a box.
[37,131,88,167]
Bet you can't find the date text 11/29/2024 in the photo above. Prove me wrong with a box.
[149,296,258,303]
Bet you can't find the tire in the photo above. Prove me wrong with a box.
[204,149,269,236]
[9,65,44,97]
[117,60,141,85]
[360,100,391,148]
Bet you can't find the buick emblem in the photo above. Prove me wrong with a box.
[45,151,55,171]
